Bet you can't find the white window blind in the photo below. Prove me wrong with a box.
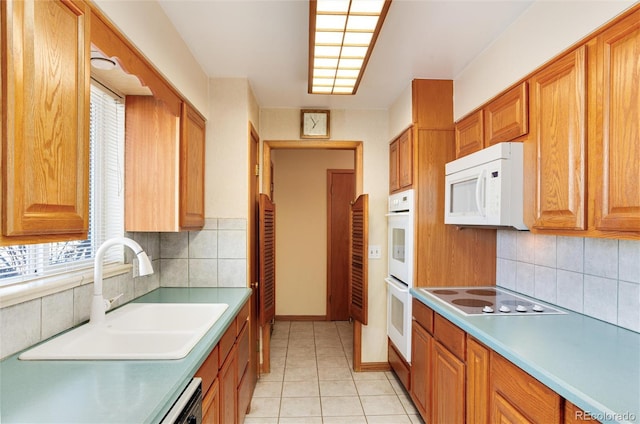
[0,83,125,287]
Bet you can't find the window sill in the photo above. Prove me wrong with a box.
[0,263,132,308]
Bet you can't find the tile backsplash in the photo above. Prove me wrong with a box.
[496,230,640,333]
[0,218,248,359]
[159,218,247,288]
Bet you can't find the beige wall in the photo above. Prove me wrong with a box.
[261,108,390,363]
[93,0,209,117]
[273,150,353,316]
[453,0,637,120]
[207,78,253,220]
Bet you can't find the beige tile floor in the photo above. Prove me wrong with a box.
[245,321,425,424]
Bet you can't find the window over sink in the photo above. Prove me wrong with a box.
[0,83,125,288]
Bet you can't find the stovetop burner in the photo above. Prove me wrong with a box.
[418,286,566,316]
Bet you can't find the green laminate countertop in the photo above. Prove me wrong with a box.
[0,287,251,424]
[411,287,640,424]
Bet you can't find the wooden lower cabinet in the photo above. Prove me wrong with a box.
[195,299,254,424]
[466,337,490,424]
[388,340,411,391]
[410,301,596,424]
[490,351,561,424]
[202,378,220,424]
[410,320,431,419]
[432,340,465,423]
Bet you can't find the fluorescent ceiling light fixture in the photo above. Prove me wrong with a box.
[308,0,391,95]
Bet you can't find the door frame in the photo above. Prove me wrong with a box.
[262,140,365,371]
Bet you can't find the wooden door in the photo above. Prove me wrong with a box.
[529,46,587,230]
[248,125,260,384]
[410,320,432,421]
[432,341,465,424]
[327,170,355,321]
[592,9,640,232]
[349,194,368,324]
[2,0,90,239]
[179,103,206,229]
[259,194,276,326]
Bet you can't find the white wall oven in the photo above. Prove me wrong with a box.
[386,189,414,362]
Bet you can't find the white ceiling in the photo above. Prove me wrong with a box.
[157,0,534,110]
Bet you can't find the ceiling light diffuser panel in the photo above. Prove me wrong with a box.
[308,0,392,95]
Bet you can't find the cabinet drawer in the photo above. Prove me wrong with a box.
[434,313,465,361]
[236,300,250,335]
[412,298,433,334]
[388,339,411,391]
[218,322,236,369]
[195,345,219,394]
[236,318,250,379]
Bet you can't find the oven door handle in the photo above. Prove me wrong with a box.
[385,277,409,292]
[385,212,410,217]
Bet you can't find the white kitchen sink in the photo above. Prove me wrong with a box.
[19,303,229,360]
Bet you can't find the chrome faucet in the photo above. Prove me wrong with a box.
[90,237,154,324]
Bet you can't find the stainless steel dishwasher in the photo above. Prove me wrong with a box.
[161,377,202,424]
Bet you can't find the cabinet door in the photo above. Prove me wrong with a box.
[125,96,180,231]
[398,129,413,189]
[180,103,206,230]
[410,321,431,421]
[2,0,90,239]
[219,344,238,424]
[490,352,561,424]
[466,337,490,424]
[592,9,640,232]
[455,110,484,158]
[389,140,400,192]
[202,378,220,424]
[484,82,528,146]
[529,46,587,230]
[432,341,465,424]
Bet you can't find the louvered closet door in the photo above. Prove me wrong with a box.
[349,194,368,325]
[259,194,276,326]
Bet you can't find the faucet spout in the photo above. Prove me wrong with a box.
[90,237,154,325]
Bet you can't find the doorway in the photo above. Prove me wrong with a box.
[261,140,367,371]
[327,169,355,321]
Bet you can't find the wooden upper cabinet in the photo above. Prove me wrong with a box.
[389,140,400,192]
[455,110,484,158]
[125,96,180,232]
[529,46,587,231]
[484,82,528,146]
[2,0,90,242]
[125,97,206,232]
[591,8,640,232]
[180,103,206,230]
[389,127,413,193]
[454,81,529,159]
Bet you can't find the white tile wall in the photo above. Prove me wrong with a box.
[159,218,247,288]
[497,230,640,333]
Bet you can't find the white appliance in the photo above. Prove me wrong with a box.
[387,189,414,286]
[444,142,527,230]
[386,189,414,362]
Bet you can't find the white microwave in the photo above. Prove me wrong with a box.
[444,142,527,230]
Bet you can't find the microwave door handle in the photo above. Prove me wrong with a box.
[475,169,486,217]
